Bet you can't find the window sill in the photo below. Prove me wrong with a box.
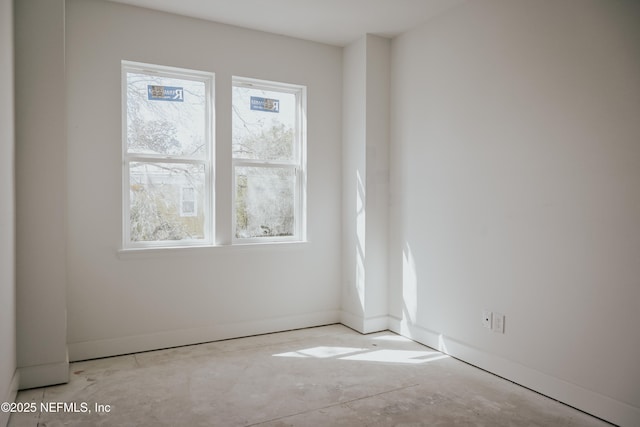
[117,240,308,259]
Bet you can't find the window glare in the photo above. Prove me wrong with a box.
[235,166,295,238]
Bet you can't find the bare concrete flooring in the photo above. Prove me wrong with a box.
[9,325,611,427]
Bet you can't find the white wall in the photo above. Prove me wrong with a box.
[341,36,367,328]
[0,0,18,423]
[341,35,390,333]
[65,0,343,360]
[15,0,69,389]
[389,0,640,425]
[363,35,391,331]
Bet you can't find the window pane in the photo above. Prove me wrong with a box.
[235,166,295,238]
[126,72,207,157]
[232,86,296,162]
[130,162,205,242]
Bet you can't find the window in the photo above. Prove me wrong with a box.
[122,61,214,248]
[232,77,306,242]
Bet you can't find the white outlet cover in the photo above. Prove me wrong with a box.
[492,312,505,333]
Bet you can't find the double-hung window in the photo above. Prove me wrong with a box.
[122,61,214,248]
[232,77,306,242]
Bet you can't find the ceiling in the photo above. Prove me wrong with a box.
[106,0,463,46]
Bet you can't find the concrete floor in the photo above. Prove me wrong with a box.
[9,325,610,427]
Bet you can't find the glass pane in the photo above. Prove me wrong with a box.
[232,85,296,162]
[127,72,207,157]
[129,162,206,242]
[235,166,295,238]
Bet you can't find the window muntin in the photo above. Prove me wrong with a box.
[122,62,213,248]
[232,78,306,242]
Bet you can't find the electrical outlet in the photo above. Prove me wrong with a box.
[482,309,492,329]
[492,312,505,334]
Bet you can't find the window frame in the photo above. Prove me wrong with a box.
[231,76,307,244]
[121,61,215,249]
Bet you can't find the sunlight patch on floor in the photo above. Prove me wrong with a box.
[273,346,450,364]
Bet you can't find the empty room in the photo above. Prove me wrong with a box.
[1,0,639,426]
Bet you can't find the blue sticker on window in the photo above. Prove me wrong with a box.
[147,85,184,102]
[250,96,279,113]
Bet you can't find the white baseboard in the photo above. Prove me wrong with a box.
[388,316,640,427]
[68,310,341,362]
[340,310,364,333]
[362,315,389,333]
[0,369,20,427]
[340,311,389,334]
[18,359,68,391]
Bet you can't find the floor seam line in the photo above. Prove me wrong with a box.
[245,383,420,426]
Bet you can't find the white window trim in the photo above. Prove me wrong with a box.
[121,60,215,249]
[231,76,307,244]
